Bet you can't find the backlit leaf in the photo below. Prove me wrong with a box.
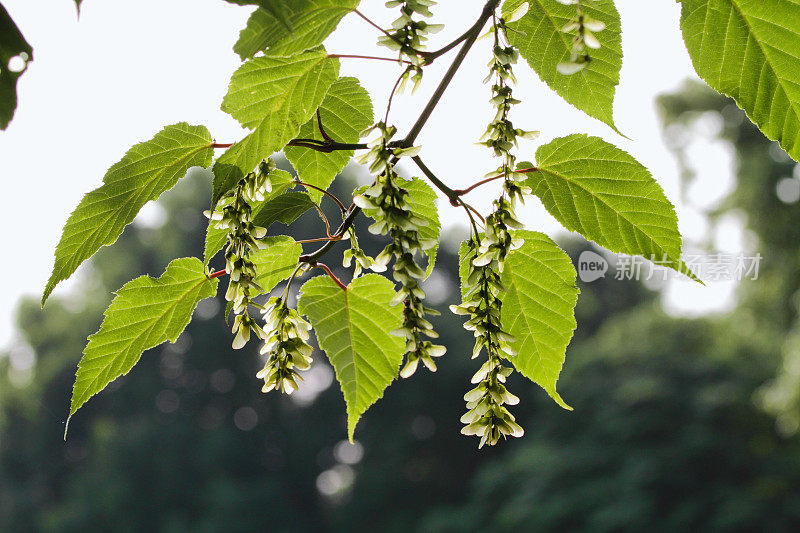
[213,48,339,204]
[501,231,578,410]
[234,0,359,59]
[285,77,373,202]
[503,0,623,133]
[680,0,800,162]
[251,236,303,294]
[68,258,218,425]
[44,123,214,304]
[527,134,698,281]
[298,274,405,441]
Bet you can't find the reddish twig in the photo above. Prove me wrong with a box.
[313,204,333,237]
[294,180,348,215]
[209,269,228,279]
[354,9,397,42]
[310,261,348,291]
[211,143,233,149]
[454,168,538,196]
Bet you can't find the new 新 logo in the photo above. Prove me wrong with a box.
[577,250,608,283]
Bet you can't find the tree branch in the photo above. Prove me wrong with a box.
[411,155,461,206]
[419,1,499,63]
[297,0,499,267]
[455,167,538,196]
[299,204,360,264]
[402,0,500,146]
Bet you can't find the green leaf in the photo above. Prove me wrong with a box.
[458,241,473,300]
[204,169,294,262]
[0,4,33,129]
[298,274,405,441]
[527,134,698,281]
[285,77,373,202]
[680,0,800,162]
[251,236,303,293]
[403,177,441,278]
[235,0,359,59]
[213,48,339,204]
[44,123,214,305]
[501,231,578,410]
[225,0,293,33]
[503,0,623,133]
[251,191,316,228]
[68,258,218,423]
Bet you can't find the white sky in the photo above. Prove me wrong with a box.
[0,0,738,349]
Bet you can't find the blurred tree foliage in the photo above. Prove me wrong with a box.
[3,83,800,531]
[660,83,800,437]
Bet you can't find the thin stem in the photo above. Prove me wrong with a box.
[456,176,503,195]
[402,0,500,146]
[354,9,403,45]
[294,180,348,215]
[412,154,485,224]
[463,202,486,224]
[328,53,413,65]
[313,204,333,237]
[209,269,228,279]
[385,68,407,124]
[411,155,461,206]
[282,263,306,301]
[211,143,233,149]
[297,236,343,244]
[455,167,538,196]
[461,201,482,240]
[300,204,359,264]
[316,109,334,143]
[310,262,348,291]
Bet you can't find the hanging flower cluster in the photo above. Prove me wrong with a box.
[342,228,386,278]
[256,296,314,395]
[354,122,446,377]
[378,0,443,91]
[204,159,275,349]
[556,0,607,75]
[480,16,538,204]
[452,236,524,447]
[451,14,537,446]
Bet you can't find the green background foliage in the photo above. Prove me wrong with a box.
[0,2,32,129]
